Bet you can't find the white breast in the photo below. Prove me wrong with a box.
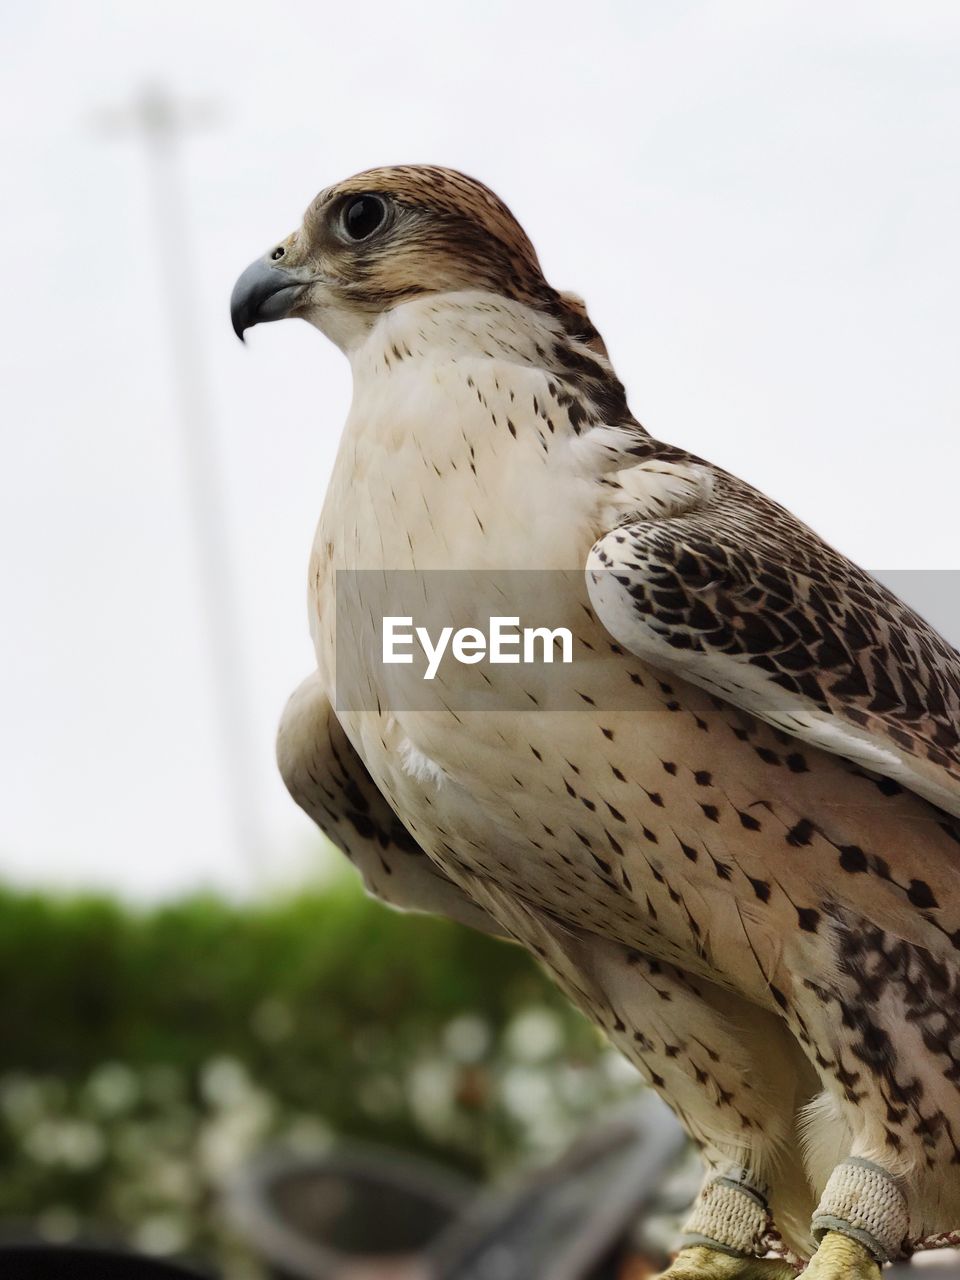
[310,294,599,673]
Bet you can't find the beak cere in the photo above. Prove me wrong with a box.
[230,258,306,340]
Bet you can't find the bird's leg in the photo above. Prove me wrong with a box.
[801,1232,879,1280]
[656,1246,797,1280]
[802,1158,907,1280]
[655,1171,796,1280]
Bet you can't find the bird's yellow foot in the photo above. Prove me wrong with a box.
[803,1231,880,1280]
[655,1245,798,1280]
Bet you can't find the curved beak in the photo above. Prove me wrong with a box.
[230,258,307,341]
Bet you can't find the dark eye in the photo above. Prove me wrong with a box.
[341,194,387,241]
[271,245,285,261]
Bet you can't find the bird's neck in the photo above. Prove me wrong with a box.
[348,289,640,439]
[316,290,658,586]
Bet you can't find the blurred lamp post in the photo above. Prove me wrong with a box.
[97,85,265,883]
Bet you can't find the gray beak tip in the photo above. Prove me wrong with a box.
[230,257,304,341]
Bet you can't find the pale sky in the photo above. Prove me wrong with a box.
[2,0,959,898]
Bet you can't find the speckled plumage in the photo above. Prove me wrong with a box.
[238,166,960,1268]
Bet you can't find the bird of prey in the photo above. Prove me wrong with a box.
[231,166,960,1279]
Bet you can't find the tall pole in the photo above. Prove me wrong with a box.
[98,85,265,883]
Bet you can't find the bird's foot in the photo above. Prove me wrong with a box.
[802,1231,880,1280]
[655,1245,798,1280]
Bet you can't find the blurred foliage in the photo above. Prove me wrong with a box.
[0,873,640,1268]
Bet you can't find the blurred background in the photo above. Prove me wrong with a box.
[1,1,959,1274]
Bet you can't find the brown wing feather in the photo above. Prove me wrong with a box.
[588,467,960,817]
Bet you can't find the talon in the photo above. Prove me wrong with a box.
[803,1231,880,1280]
[655,1245,798,1280]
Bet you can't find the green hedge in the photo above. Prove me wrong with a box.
[0,874,638,1267]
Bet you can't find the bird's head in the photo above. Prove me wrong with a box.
[231,164,602,355]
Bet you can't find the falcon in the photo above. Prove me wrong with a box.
[231,166,960,1279]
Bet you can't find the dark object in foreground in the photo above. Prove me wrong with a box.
[228,1143,475,1278]
[0,1244,212,1279]
[228,1096,687,1279]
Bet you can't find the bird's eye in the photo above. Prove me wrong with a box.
[271,246,286,261]
[340,195,387,242]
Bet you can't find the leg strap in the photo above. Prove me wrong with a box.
[680,1167,770,1258]
[811,1158,909,1263]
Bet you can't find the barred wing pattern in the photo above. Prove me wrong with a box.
[587,469,960,819]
